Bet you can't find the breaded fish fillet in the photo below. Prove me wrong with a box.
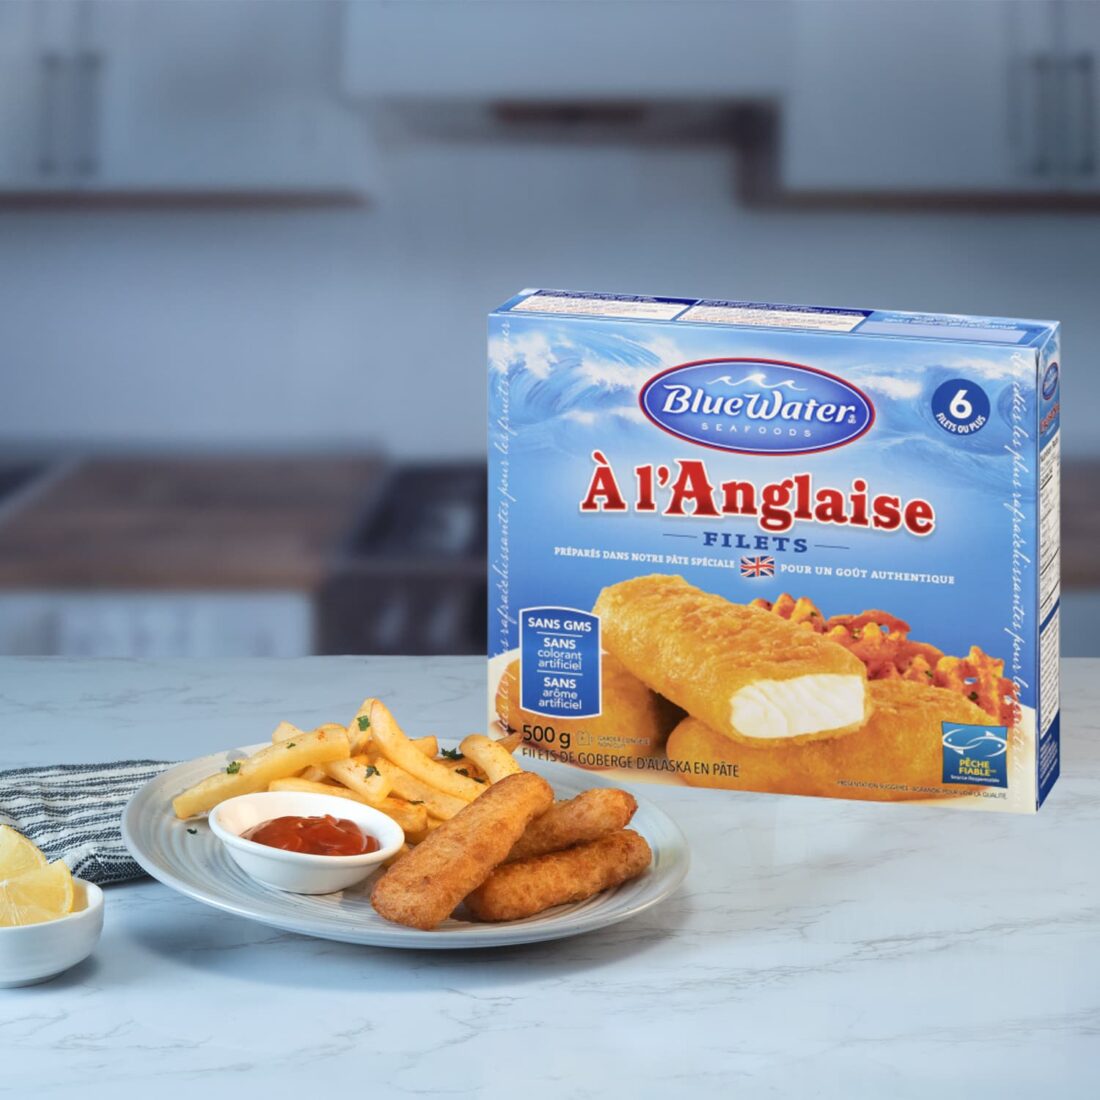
[506,788,637,862]
[465,829,652,922]
[666,678,995,801]
[370,772,553,930]
[495,653,681,766]
[594,575,869,745]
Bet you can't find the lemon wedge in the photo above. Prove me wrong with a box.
[0,860,75,927]
[0,824,48,880]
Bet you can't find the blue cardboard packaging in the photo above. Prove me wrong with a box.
[489,290,1060,811]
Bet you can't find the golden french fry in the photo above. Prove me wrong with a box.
[758,593,1017,725]
[271,721,306,744]
[298,765,330,783]
[412,736,438,757]
[371,758,469,820]
[438,756,488,781]
[460,734,523,783]
[172,726,350,819]
[369,700,485,802]
[494,730,522,754]
[265,778,426,835]
[269,777,365,800]
[323,755,393,804]
[404,815,446,845]
[377,798,428,835]
[347,698,377,754]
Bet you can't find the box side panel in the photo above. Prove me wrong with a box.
[1036,327,1062,807]
[488,313,514,666]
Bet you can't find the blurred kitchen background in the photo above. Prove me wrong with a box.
[0,0,1096,656]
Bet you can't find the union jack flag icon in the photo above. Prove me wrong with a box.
[740,555,775,578]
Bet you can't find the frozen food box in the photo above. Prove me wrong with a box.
[488,290,1061,812]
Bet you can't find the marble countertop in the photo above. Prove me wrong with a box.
[1,656,1097,1098]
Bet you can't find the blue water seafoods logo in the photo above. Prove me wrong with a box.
[941,722,1008,788]
[1042,361,1060,401]
[638,357,875,456]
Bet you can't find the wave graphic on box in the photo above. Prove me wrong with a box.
[495,324,1024,484]
[712,372,806,391]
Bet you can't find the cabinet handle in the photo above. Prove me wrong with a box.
[37,51,63,176]
[1075,53,1096,176]
[74,49,103,177]
[1031,54,1056,176]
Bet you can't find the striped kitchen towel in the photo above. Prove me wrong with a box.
[0,760,172,885]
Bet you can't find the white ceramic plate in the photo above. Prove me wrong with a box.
[121,744,690,949]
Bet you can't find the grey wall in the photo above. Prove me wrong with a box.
[0,136,1094,457]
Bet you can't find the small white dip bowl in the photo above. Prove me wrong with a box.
[0,878,104,988]
[208,790,405,894]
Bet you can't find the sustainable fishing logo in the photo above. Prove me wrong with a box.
[942,722,1009,788]
[638,358,875,456]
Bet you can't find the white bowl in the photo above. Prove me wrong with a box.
[208,791,405,894]
[0,878,104,988]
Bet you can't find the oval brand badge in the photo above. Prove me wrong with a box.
[1041,361,1059,401]
[638,358,875,456]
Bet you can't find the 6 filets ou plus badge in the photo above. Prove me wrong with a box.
[488,290,1061,813]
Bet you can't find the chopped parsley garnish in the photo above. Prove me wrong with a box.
[440,747,463,760]
[357,714,371,732]
[286,742,296,749]
[924,670,933,679]
[186,827,198,835]
[225,761,241,775]
[968,691,979,702]
[363,764,380,779]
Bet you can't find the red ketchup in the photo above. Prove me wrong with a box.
[241,814,379,857]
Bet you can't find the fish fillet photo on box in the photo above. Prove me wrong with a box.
[489,291,1061,813]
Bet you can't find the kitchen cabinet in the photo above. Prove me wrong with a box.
[0,0,372,198]
[89,0,371,194]
[0,1,74,187]
[346,0,1099,199]
[0,3,38,186]
[1058,0,1100,188]
[342,0,791,100]
[782,0,1100,195]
